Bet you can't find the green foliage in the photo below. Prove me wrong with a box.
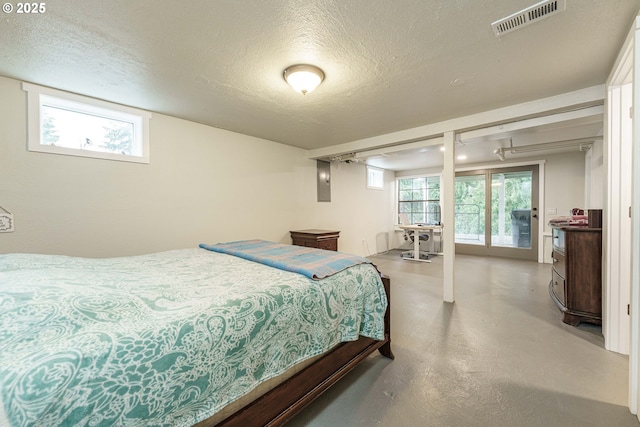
[103,121,133,155]
[490,175,531,235]
[454,172,532,241]
[398,176,441,224]
[454,175,485,237]
[42,113,59,145]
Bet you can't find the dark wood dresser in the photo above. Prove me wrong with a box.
[290,229,340,251]
[549,225,602,326]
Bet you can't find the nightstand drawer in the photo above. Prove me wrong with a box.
[551,270,566,306]
[552,251,565,278]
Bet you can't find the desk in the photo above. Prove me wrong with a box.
[398,224,443,262]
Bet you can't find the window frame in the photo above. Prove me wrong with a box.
[23,82,151,163]
[396,173,442,225]
[366,166,384,190]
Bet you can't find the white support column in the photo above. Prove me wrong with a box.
[497,174,506,244]
[443,131,455,302]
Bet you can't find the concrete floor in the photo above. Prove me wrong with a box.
[287,251,639,427]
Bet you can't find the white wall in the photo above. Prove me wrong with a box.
[586,140,605,209]
[542,152,587,230]
[0,76,393,258]
[293,160,396,256]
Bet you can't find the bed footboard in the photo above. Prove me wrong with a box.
[378,274,394,360]
[206,273,393,427]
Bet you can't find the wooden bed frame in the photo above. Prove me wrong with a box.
[198,274,394,427]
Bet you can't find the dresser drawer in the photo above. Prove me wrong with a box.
[290,230,340,252]
[552,251,566,278]
[551,270,566,306]
[317,239,338,251]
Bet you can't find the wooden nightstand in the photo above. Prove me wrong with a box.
[290,229,340,251]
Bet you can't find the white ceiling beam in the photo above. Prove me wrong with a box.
[458,105,604,143]
[307,85,605,159]
[354,137,444,159]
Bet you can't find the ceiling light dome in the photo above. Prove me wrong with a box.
[283,64,324,95]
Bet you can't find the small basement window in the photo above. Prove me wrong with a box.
[367,166,384,190]
[23,82,151,163]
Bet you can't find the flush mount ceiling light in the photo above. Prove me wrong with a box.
[283,64,324,95]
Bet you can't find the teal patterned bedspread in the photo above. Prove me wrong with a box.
[0,248,387,426]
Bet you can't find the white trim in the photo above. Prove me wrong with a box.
[585,147,593,207]
[22,82,151,164]
[394,173,442,226]
[395,171,443,181]
[455,159,546,172]
[604,84,632,357]
[366,166,385,190]
[22,82,152,119]
[631,15,640,419]
[538,161,546,264]
[605,14,639,417]
[604,17,635,356]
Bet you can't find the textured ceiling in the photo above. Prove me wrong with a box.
[0,0,638,151]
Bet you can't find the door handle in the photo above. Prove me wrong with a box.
[532,214,538,219]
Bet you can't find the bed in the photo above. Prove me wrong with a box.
[0,240,393,426]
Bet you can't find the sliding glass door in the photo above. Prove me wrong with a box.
[455,165,539,260]
[454,174,486,245]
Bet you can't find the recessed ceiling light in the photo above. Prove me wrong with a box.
[457,154,467,160]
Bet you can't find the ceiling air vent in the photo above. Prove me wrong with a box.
[491,0,566,37]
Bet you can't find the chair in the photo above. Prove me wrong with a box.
[399,214,432,260]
